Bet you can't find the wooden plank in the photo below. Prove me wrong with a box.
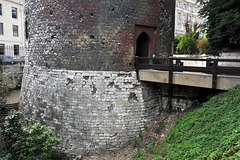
[173,66,212,73]
[217,66,240,76]
[212,59,218,89]
[169,57,173,84]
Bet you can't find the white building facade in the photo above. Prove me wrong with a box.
[175,0,203,36]
[0,0,24,58]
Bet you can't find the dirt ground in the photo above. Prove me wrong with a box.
[4,89,21,104]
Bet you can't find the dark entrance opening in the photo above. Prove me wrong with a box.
[136,32,150,57]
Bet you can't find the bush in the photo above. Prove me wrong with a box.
[197,38,209,55]
[176,32,199,55]
[174,36,183,54]
[0,110,60,160]
[175,23,201,55]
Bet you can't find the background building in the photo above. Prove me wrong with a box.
[0,0,24,59]
[175,0,203,35]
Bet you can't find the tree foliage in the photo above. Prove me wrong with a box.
[176,33,199,55]
[199,0,240,55]
[175,23,201,55]
[197,38,209,55]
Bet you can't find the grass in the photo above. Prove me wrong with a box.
[134,84,240,160]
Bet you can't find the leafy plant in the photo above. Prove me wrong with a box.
[134,148,145,160]
[132,134,138,148]
[176,32,199,55]
[197,38,209,54]
[174,36,183,55]
[199,0,240,55]
[0,110,60,160]
[175,22,200,55]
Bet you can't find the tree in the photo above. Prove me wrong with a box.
[199,0,240,55]
[175,22,200,55]
[196,0,205,5]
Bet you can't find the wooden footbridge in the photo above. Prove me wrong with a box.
[135,56,240,90]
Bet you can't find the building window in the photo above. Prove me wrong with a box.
[194,7,197,13]
[12,7,17,18]
[178,12,181,21]
[183,4,187,10]
[177,24,181,30]
[13,25,18,36]
[0,23,3,35]
[0,44,4,55]
[0,4,2,15]
[189,6,192,13]
[188,16,192,24]
[14,45,19,55]
[193,17,196,24]
[182,24,185,31]
[183,14,186,23]
[178,2,181,7]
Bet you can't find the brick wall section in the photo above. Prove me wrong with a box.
[24,0,174,71]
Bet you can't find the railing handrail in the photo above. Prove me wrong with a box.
[135,56,240,89]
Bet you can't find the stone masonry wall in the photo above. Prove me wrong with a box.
[1,63,24,91]
[21,0,175,158]
[21,66,163,158]
[24,0,174,71]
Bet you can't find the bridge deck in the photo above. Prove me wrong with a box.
[135,57,240,90]
[139,70,240,90]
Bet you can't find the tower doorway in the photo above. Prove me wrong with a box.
[136,32,150,57]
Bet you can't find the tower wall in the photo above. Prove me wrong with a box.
[21,0,175,158]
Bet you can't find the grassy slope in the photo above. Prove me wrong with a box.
[154,85,240,159]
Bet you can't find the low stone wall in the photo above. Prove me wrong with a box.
[1,61,24,92]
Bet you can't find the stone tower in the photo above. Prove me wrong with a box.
[21,0,175,158]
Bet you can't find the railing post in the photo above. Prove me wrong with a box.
[212,59,218,89]
[206,58,212,67]
[135,56,140,80]
[169,56,173,84]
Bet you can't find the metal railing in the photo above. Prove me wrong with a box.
[135,56,240,89]
[0,45,25,59]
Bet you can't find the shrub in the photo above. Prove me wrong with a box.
[0,110,60,160]
[197,38,209,55]
[176,32,199,55]
[174,36,183,54]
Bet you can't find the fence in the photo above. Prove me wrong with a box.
[135,56,240,89]
[0,45,25,59]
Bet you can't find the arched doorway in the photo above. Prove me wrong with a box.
[136,32,150,57]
